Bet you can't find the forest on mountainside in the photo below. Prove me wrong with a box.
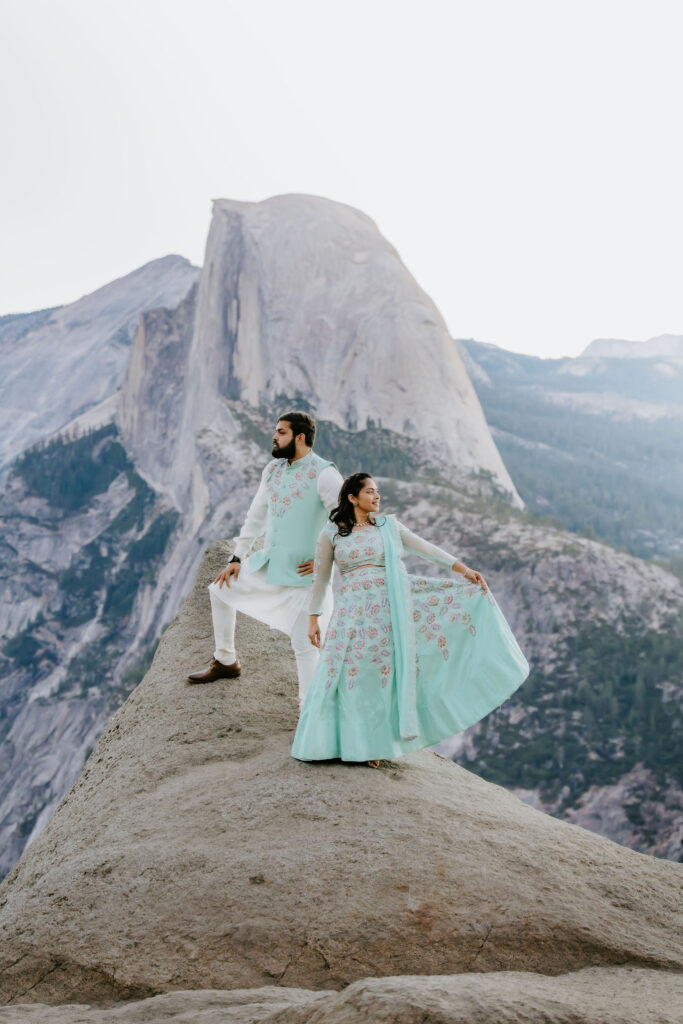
[461,339,683,567]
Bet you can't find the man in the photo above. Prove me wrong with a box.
[188,411,343,704]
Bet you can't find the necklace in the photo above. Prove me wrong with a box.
[353,517,373,529]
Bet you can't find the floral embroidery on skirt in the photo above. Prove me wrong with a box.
[320,569,493,691]
[292,523,529,763]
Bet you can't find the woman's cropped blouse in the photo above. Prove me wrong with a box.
[309,517,457,615]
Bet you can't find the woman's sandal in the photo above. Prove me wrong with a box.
[366,760,381,769]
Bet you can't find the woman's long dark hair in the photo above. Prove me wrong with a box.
[330,472,378,537]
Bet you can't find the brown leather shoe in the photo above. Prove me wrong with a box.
[187,658,241,684]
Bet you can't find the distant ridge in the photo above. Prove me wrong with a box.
[581,333,683,360]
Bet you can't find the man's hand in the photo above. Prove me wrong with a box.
[214,562,241,588]
[308,614,321,647]
[297,560,315,576]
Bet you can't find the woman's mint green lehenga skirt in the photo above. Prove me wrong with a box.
[291,567,530,762]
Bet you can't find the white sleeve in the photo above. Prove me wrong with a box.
[309,528,335,615]
[233,469,269,559]
[317,464,344,513]
[396,519,456,569]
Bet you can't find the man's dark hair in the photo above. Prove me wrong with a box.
[279,410,316,447]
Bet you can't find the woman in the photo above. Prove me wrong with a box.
[291,473,529,765]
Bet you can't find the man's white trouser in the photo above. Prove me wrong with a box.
[209,572,332,703]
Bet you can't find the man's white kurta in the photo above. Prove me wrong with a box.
[209,463,342,634]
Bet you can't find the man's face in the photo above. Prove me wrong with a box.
[272,421,297,459]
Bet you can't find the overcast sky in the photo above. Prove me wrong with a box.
[1,0,681,357]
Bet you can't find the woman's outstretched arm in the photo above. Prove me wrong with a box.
[396,520,457,568]
[396,519,487,590]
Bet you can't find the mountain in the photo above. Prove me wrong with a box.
[0,546,680,1022]
[118,195,520,508]
[0,195,519,880]
[582,333,683,361]
[0,255,200,478]
[459,336,683,562]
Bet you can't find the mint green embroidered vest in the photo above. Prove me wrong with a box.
[248,451,336,588]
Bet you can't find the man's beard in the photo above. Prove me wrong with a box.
[272,438,297,460]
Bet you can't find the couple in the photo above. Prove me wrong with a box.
[188,410,529,765]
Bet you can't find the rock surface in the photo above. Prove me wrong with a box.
[2,967,682,1023]
[120,195,519,506]
[0,986,328,1023]
[0,544,681,1009]
[0,427,185,879]
[0,255,199,476]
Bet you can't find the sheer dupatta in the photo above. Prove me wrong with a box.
[379,515,419,740]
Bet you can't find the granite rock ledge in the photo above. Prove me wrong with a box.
[0,544,681,1011]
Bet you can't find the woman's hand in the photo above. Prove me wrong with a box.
[463,567,488,593]
[308,614,321,647]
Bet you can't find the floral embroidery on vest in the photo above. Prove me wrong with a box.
[266,458,320,519]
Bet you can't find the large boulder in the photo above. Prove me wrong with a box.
[0,544,681,1008]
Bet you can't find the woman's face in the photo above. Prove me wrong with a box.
[354,477,381,516]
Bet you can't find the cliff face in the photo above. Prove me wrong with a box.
[117,196,520,507]
[0,544,680,1014]
[0,427,182,876]
[0,255,199,478]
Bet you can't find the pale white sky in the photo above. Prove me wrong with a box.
[1,0,681,357]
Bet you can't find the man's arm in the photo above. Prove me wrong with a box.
[233,470,269,559]
[215,469,270,588]
[317,464,344,513]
